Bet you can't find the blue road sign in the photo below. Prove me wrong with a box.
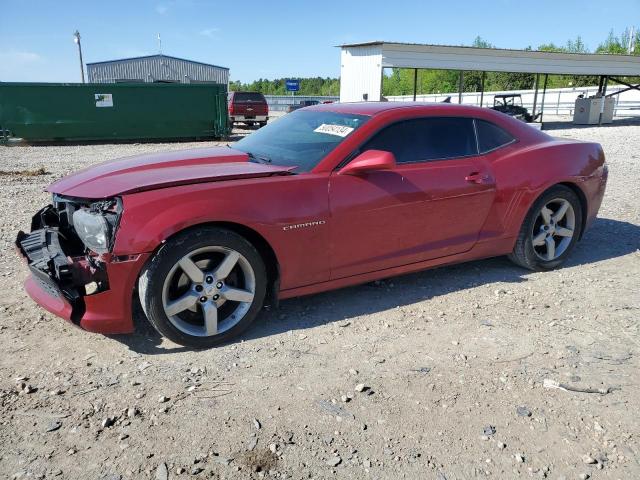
[285,79,300,92]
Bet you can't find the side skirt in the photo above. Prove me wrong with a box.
[278,237,516,300]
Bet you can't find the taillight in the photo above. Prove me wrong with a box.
[228,103,235,115]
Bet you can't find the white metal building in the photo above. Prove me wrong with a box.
[339,42,640,103]
[87,54,229,85]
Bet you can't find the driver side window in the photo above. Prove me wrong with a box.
[362,117,477,164]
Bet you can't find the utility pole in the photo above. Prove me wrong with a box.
[73,30,85,83]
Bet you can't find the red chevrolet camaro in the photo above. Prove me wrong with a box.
[16,103,608,347]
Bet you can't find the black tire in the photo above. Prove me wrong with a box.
[258,122,267,128]
[138,227,267,348]
[508,185,583,271]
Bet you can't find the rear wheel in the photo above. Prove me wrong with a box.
[509,185,583,271]
[138,227,267,348]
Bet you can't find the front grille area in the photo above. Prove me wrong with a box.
[17,228,80,303]
[18,229,72,282]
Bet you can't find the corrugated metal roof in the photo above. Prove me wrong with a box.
[86,55,229,84]
[86,54,228,70]
[338,42,640,77]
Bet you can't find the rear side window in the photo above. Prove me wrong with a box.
[234,92,266,103]
[362,117,477,164]
[476,120,515,153]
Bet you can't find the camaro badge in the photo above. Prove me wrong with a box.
[282,220,326,231]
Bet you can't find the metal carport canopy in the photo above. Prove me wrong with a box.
[338,41,640,102]
[361,41,640,75]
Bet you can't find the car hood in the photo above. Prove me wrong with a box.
[47,146,295,198]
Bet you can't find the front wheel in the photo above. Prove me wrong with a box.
[138,227,267,348]
[509,185,583,271]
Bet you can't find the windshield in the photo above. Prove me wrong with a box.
[234,110,370,172]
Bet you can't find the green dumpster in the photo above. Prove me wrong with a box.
[0,82,229,142]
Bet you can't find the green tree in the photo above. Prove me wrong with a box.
[538,42,564,53]
[491,71,535,90]
[472,36,493,49]
[596,30,626,54]
[566,36,588,53]
[228,76,341,96]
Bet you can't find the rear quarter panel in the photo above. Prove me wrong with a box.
[482,138,606,241]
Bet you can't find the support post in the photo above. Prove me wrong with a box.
[597,75,605,95]
[73,30,85,83]
[531,74,539,120]
[479,71,486,107]
[413,68,418,101]
[539,74,548,124]
[458,71,464,104]
[598,76,608,125]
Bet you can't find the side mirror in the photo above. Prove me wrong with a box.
[339,150,396,175]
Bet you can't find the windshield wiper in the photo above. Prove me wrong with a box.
[246,152,272,164]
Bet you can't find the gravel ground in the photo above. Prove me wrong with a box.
[0,121,639,480]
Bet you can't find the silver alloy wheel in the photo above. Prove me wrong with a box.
[531,198,576,261]
[161,246,256,337]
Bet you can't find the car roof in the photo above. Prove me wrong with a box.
[305,101,552,145]
[306,101,490,116]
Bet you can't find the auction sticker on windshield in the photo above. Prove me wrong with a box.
[314,124,354,137]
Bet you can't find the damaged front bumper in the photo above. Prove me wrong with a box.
[16,208,149,334]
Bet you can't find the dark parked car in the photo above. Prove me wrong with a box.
[287,100,320,113]
[228,91,268,127]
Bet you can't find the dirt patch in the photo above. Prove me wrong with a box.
[0,166,48,177]
[238,448,279,473]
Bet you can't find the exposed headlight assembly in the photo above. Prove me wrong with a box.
[72,209,111,254]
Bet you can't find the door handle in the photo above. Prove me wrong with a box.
[465,172,491,184]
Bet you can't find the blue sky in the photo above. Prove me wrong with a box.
[0,0,638,83]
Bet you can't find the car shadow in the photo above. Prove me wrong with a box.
[108,217,639,354]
